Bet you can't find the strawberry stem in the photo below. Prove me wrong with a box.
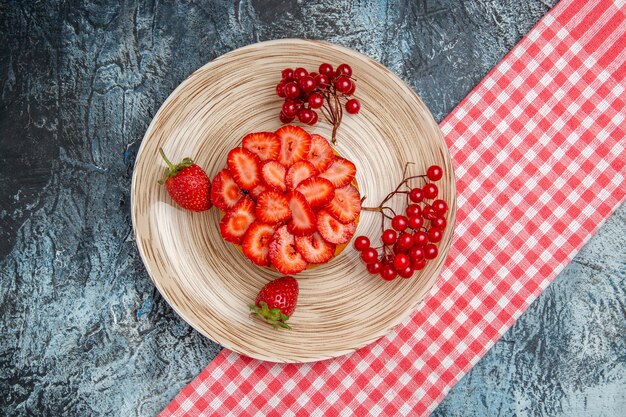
[159,147,175,170]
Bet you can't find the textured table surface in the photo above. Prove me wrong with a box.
[1,1,624,415]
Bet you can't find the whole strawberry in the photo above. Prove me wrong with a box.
[158,148,211,211]
[250,276,299,329]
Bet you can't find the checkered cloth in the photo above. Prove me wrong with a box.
[162,1,625,415]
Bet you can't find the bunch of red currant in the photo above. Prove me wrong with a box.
[276,63,361,143]
[354,165,448,281]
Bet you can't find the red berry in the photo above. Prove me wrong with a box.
[308,93,324,109]
[428,227,443,243]
[393,242,408,254]
[424,243,438,260]
[393,253,410,271]
[309,71,319,78]
[380,265,397,281]
[283,82,300,99]
[298,76,316,93]
[307,110,318,125]
[276,82,286,97]
[427,165,443,181]
[406,204,421,217]
[409,188,424,203]
[398,265,414,278]
[318,63,334,77]
[423,183,438,199]
[298,108,314,124]
[367,260,382,274]
[354,236,370,251]
[409,246,424,261]
[397,232,414,249]
[281,68,294,80]
[279,111,295,124]
[382,229,397,245]
[413,231,429,246]
[315,74,330,88]
[335,77,352,94]
[336,63,353,77]
[282,100,298,117]
[293,67,308,80]
[361,247,379,264]
[345,98,360,114]
[412,258,427,270]
[344,80,356,95]
[422,205,438,220]
[432,215,447,229]
[391,215,408,231]
[408,215,423,229]
[432,199,448,215]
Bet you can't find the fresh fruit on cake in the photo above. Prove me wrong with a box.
[250,275,299,329]
[158,148,212,211]
[211,125,360,275]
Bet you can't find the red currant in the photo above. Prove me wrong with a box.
[413,231,429,246]
[361,247,379,264]
[345,80,356,95]
[315,74,330,87]
[307,110,318,125]
[367,260,382,274]
[381,229,397,245]
[396,232,414,249]
[432,199,448,215]
[393,253,410,271]
[408,215,423,229]
[282,100,298,117]
[409,246,424,261]
[293,67,308,80]
[391,215,408,231]
[412,258,427,270]
[281,68,294,80]
[297,108,314,124]
[298,76,316,93]
[283,82,300,99]
[345,98,360,114]
[409,188,424,203]
[427,165,443,181]
[406,204,421,217]
[309,71,319,78]
[422,205,438,220]
[279,111,295,124]
[354,235,370,251]
[380,265,397,281]
[276,82,286,97]
[308,93,324,109]
[336,63,353,78]
[318,63,334,77]
[335,77,352,94]
[398,265,414,278]
[423,183,438,199]
[428,227,443,243]
[432,215,447,229]
[393,242,408,254]
[424,244,438,260]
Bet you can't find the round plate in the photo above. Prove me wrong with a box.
[131,39,456,363]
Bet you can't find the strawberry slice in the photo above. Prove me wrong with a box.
[295,232,336,264]
[242,222,277,266]
[219,196,256,244]
[269,225,308,274]
[210,168,243,211]
[318,157,356,188]
[261,160,287,192]
[287,191,316,236]
[307,134,335,172]
[316,209,356,244]
[325,184,361,224]
[275,125,312,167]
[295,177,335,209]
[242,132,280,161]
[285,160,317,190]
[248,183,267,201]
[227,147,261,191]
[255,190,291,224]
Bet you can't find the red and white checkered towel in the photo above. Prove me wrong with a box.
[162,1,625,415]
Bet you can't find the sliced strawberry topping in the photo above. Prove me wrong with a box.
[287,191,316,236]
[307,134,335,172]
[316,209,355,244]
[248,183,268,201]
[318,157,356,188]
[227,147,261,191]
[219,196,256,244]
[255,190,291,224]
[295,176,335,209]
[295,232,336,264]
[325,184,361,224]
[285,160,317,190]
[242,222,277,266]
[210,168,243,211]
[275,125,312,167]
[261,160,287,192]
[269,225,308,274]
[242,132,281,161]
